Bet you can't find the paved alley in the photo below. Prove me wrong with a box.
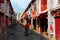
[6,24,48,40]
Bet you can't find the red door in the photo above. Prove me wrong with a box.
[5,16,9,27]
[55,17,60,40]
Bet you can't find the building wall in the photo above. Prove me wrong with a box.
[53,0,58,8]
[36,0,40,13]
[0,0,15,35]
[22,0,60,37]
[47,0,60,38]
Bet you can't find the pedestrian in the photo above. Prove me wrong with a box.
[24,22,30,36]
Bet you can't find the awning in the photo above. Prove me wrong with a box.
[51,5,60,11]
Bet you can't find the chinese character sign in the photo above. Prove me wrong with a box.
[41,0,47,11]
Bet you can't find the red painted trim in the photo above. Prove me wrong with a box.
[40,27,42,32]
[0,4,1,9]
[0,15,2,28]
[5,16,9,27]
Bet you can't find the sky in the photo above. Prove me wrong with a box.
[10,0,31,14]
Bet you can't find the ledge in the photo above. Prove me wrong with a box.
[54,16,60,18]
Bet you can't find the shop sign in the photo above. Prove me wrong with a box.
[31,10,36,19]
[41,0,47,12]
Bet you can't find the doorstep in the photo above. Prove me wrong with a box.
[43,32,56,40]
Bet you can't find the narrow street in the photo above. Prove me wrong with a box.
[0,0,60,40]
[6,24,48,40]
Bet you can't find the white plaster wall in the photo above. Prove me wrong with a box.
[1,0,7,13]
[28,9,30,15]
[47,0,56,38]
[52,16,55,37]
[6,2,10,17]
[53,0,58,8]
[39,0,41,13]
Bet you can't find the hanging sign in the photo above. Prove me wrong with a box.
[31,10,36,19]
[41,0,47,12]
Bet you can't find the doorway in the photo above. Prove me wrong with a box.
[39,13,48,32]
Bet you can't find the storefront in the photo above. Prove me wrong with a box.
[38,12,48,33]
[5,16,9,27]
[31,9,36,30]
[33,18,36,30]
[0,12,5,34]
[51,9,60,40]
[0,12,2,35]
